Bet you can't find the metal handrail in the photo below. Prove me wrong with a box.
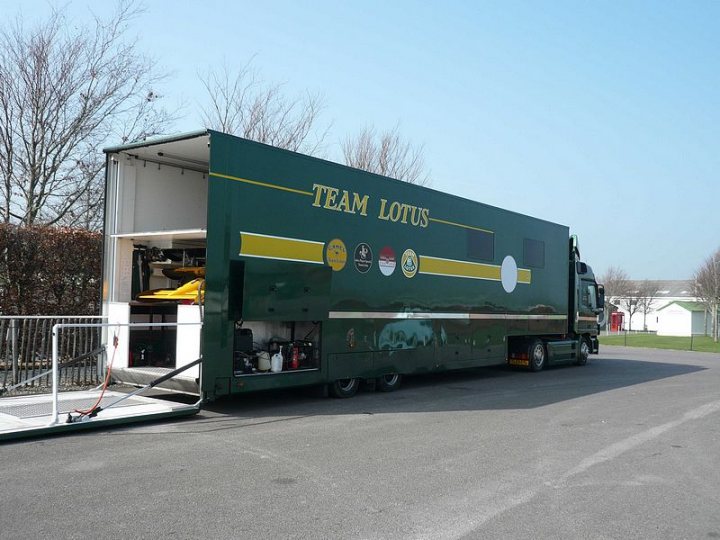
[49,321,202,426]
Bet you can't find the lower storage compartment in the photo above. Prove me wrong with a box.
[232,320,321,376]
[128,303,178,368]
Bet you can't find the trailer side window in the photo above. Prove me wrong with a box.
[467,230,494,261]
[523,238,545,268]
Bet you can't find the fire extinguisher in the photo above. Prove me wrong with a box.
[290,344,299,369]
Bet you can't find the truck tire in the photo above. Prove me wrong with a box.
[377,373,402,392]
[328,378,360,398]
[529,339,546,372]
[576,337,590,366]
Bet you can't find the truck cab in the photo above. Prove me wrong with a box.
[569,238,605,357]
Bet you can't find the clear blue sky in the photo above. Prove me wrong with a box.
[3,0,718,280]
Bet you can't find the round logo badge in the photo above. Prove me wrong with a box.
[326,238,347,271]
[378,246,396,276]
[401,249,418,278]
[354,243,373,273]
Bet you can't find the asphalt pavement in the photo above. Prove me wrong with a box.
[2,345,719,539]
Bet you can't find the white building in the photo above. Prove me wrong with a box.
[611,279,695,332]
[657,301,714,337]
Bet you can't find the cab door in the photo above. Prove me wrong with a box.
[576,279,599,333]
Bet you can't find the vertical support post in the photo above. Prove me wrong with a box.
[48,324,60,426]
[10,318,18,385]
[96,325,104,382]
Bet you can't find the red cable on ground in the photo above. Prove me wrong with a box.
[74,333,119,417]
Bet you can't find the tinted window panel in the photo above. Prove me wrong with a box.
[467,230,494,261]
[523,238,545,268]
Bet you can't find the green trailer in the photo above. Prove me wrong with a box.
[102,130,604,401]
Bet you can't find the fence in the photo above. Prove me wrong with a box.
[601,330,720,353]
[0,316,106,394]
[47,321,203,426]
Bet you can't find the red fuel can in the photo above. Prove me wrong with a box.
[290,345,299,369]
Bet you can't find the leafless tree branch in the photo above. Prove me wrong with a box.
[600,266,632,329]
[342,125,430,186]
[0,2,175,230]
[199,61,328,156]
[636,280,659,331]
[693,247,720,341]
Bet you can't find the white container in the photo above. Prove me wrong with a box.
[257,351,271,372]
[270,346,283,373]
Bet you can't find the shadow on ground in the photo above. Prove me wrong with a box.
[6,350,706,442]
[173,353,707,433]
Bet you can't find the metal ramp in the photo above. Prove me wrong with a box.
[0,389,199,441]
[0,320,204,442]
[111,366,200,395]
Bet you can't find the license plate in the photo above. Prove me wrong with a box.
[508,358,529,367]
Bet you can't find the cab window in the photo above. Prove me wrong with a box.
[581,281,597,310]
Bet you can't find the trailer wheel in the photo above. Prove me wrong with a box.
[328,378,360,398]
[377,373,402,392]
[529,339,546,372]
[576,338,590,366]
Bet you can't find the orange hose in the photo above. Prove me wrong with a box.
[74,333,118,416]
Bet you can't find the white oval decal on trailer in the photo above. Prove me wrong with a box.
[501,255,518,293]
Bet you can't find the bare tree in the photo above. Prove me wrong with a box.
[599,266,630,299]
[0,3,174,230]
[616,289,643,332]
[199,61,327,155]
[600,266,630,305]
[342,125,430,185]
[599,266,630,330]
[636,279,659,331]
[693,247,720,342]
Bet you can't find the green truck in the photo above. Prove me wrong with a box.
[102,130,604,401]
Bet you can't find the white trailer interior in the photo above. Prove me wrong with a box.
[103,133,211,394]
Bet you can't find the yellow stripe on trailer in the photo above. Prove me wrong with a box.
[239,232,325,265]
[419,255,501,281]
[210,172,314,197]
[419,255,532,285]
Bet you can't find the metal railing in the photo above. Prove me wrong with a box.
[602,329,720,352]
[0,316,106,394]
[48,321,203,426]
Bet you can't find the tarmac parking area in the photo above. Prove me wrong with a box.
[2,345,720,539]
